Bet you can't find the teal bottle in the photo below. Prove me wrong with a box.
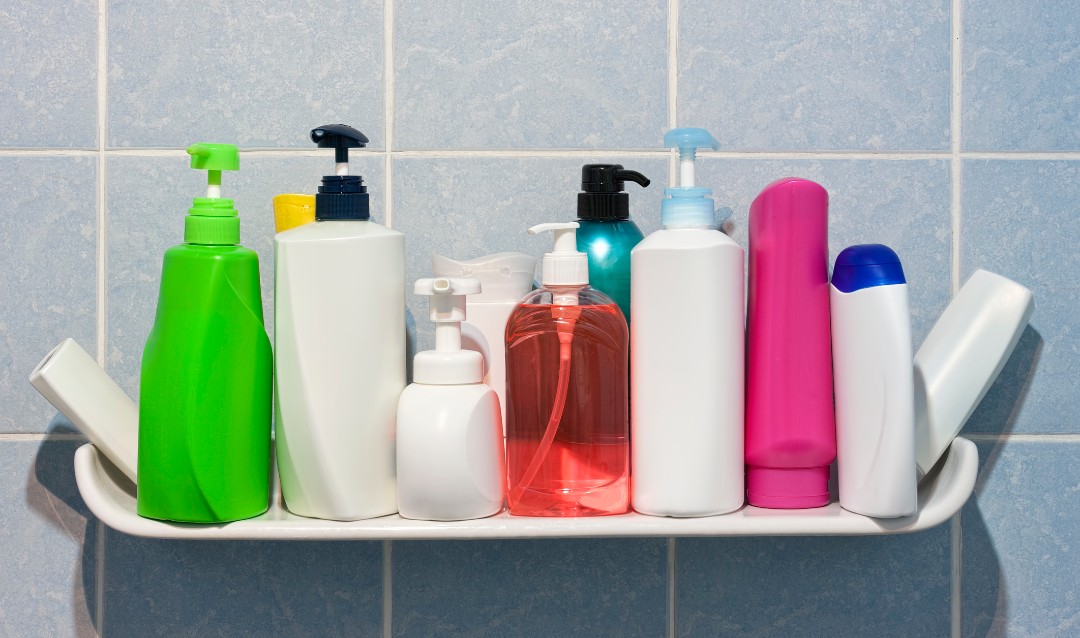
[137,143,272,523]
[575,164,650,323]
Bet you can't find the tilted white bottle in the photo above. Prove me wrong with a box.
[275,125,405,521]
[431,252,535,430]
[915,269,1034,478]
[630,128,745,517]
[831,244,916,518]
[397,277,506,521]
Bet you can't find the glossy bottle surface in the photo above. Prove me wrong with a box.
[275,220,405,521]
[576,220,643,323]
[504,288,629,516]
[138,244,272,523]
[745,177,835,509]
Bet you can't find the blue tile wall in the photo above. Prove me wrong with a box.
[962,440,1080,637]
[961,160,1079,435]
[2,0,1077,636]
[679,0,951,151]
[0,157,98,433]
[394,0,668,149]
[103,536,383,636]
[677,530,951,637]
[0,0,98,148]
[0,437,98,636]
[962,0,1080,151]
[393,539,668,637]
[107,0,384,148]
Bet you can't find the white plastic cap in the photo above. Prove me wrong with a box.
[431,252,536,303]
[413,277,485,385]
[529,222,588,287]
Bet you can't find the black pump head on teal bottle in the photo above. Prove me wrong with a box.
[311,124,370,221]
[577,164,651,221]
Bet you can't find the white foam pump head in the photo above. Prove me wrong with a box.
[529,222,589,287]
[413,277,485,385]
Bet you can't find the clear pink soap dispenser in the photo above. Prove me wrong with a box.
[745,178,836,509]
[504,222,630,517]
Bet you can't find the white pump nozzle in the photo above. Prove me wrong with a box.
[528,222,588,288]
[413,277,485,384]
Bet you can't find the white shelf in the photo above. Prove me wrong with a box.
[73,438,977,540]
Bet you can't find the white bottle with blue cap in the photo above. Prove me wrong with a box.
[831,244,917,518]
[630,128,746,517]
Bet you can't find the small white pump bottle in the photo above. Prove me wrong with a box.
[432,252,536,429]
[397,277,506,521]
[630,128,745,517]
[830,244,916,518]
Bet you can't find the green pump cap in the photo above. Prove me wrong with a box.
[185,143,241,245]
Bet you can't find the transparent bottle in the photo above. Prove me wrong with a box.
[505,223,629,516]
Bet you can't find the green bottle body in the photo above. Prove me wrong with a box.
[137,244,272,523]
[576,219,644,323]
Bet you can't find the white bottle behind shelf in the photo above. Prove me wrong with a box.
[631,128,745,517]
[432,252,535,430]
[397,277,505,521]
[831,244,916,518]
[275,125,405,521]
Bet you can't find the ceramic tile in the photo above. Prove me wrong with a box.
[392,539,667,637]
[393,156,668,353]
[962,439,1080,637]
[0,0,97,148]
[105,152,385,398]
[0,157,97,433]
[961,160,1078,434]
[107,0,384,148]
[679,0,951,151]
[697,158,952,344]
[393,0,667,149]
[962,0,1080,151]
[0,437,98,636]
[677,528,951,637]
[103,533,382,636]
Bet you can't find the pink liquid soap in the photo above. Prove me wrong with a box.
[504,296,629,516]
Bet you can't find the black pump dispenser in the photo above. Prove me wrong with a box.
[577,164,650,220]
[311,124,371,221]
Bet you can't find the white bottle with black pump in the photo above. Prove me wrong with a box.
[275,124,405,521]
[397,277,506,521]
[630,128,745,517]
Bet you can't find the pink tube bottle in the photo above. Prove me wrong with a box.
[745,178,835,509]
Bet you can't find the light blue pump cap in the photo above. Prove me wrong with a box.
[661,127,720,227]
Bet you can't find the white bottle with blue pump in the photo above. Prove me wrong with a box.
[630,128,746,517]
[397,277,505,521]
[831,244,916,518]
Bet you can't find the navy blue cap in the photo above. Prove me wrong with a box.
[832,244,906,292]
[311,124,371,221]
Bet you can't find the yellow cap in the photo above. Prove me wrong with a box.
[273,194,316,233]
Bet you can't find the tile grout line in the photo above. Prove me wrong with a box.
[666,0,678,186]
[96,0,108,369]
[667,538,677,638]
[95,0,108,634]
[16,148,1080,160]
[382,0,395,634]
[950,0,963,298]
[382,539,393,638]
[950,3,963,635]
[383,0,395,230]
[951,513,962,638]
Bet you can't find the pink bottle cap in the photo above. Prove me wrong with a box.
[746,466,830,509]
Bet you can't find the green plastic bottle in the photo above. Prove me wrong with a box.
[136,143,272,523]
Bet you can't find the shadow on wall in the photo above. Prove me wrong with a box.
[960,325,1042,637]
[30,414,99,638]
